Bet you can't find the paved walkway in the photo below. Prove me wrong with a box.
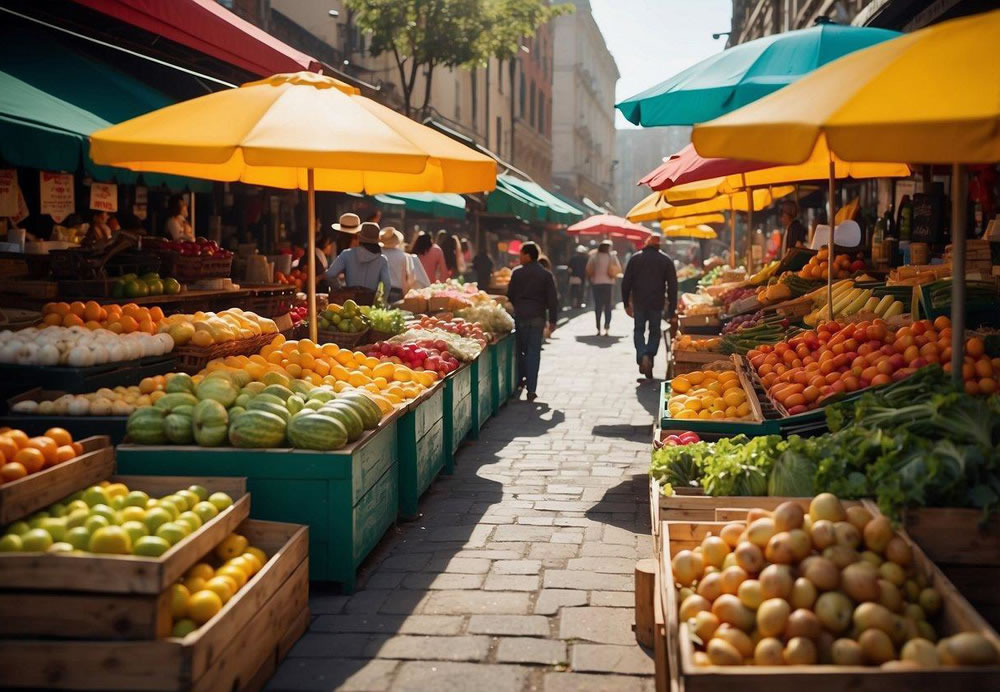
[269,306,658,691]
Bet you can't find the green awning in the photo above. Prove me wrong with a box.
[487,176,547,222]
[489,174,585,225]
[375,191,467,220]
[0,26,210,192]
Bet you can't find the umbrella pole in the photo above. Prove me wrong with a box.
[307,169,318,343]
[745,187,755,272]
[729,197,736,267]
[950,163,966,387]
[827,157,836,321]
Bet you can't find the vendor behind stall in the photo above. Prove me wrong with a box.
[165,194,194,241]
[779,200,807,255]
[325,222,392,294]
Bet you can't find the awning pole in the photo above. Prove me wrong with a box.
[307,169,318,342]
[728,197,736,267]
[827,156,836,321]
[950,163,966,387]
[744,183,754,272]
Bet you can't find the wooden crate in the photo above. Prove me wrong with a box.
[0,519,308,691]
[0,476,249,594]
[659,519,1000,692]
[0,436,112,525]
[672,350,727,375]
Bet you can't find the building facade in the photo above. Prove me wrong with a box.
[551,0,619,209]
[614,127,692,217]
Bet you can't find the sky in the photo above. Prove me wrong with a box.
[590,0,733,129]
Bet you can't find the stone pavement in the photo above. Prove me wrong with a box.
[268,306,659,691]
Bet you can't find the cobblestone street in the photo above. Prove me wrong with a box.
[269,306,659,691]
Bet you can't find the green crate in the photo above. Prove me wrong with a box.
[658,380,779,436]
[470,349,493,437]
[507,332,518,399]
[115,417,399,592]
[398,385,446,519]
[442,364,473,467]
[491,334,515,407]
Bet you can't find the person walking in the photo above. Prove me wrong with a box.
[324,222,392,295]
[473,244,494,290]
[568,244,589,308]
[506,242,558,402]
[586,240,621,336]
[379,227,411,302]
[412,231,448,282]
[621,234,678,379]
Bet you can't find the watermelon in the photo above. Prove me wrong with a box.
[234,393,252,409]
[250,392,285,408]
[164,414,194,444]
[196,377,238,408]
[165,373,195,394]
[228,406,246,418]
[172,405,194,418]
[303,399,324,411]
[335,392,381,429]
[154,392,199,412]
[192,399,229,447]
[318,403,364,442]
[287,412,348,451]
[307,388,335,404]
[247,398,290,422]
[127,407,168,444]
[228,410,286,448]
[261,384,293,401]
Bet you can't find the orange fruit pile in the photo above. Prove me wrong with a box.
[0,427,80,484]
[42,302,166,335]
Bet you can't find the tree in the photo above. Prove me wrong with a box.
[345,0,485,118]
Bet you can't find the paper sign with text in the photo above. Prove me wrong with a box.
[90,182,118,212]
[0,170,17,217]
[40,172,75,222]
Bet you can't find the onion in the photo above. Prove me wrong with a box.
[68,396,90,415]
[11,400,38,413]
[67,346,93,368]
[37,344,60,366]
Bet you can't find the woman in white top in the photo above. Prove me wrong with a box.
[379,227,411,302]
[164,194,194,242]
[586,240,622,336]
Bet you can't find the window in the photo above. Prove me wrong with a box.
[519,66,526,119]
[538,97,544,134]
[496,116,502,154]
[529,81,536,127]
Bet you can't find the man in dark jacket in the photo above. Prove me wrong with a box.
[507,242,558,401]
[621,234,678,379]
[567,245,589,308]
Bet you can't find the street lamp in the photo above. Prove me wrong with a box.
[712,31,731,40]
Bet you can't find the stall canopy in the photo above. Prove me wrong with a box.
[73,0,321,78]
[375,192,467,220]
[639,143,773,191]
[487,174,585,225]
[627,186,794,222]
[567,214,651,239]
[662,223,718,240]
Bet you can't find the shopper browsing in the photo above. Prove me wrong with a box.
[586,240,622,336]
[324,222,392,294]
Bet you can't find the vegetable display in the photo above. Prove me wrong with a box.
[362,306,406,336]
[0,326,173,367]
[455,303,514,334]
[389,328,484,362]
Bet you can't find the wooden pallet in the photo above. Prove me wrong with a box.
[0,436,112,525]
[658,515,1000,692]
[0,519,309,690]
[0,476,248,594]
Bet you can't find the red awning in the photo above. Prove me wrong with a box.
[74,0,321,78]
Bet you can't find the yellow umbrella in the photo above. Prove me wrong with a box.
[91,72,497,340]
[662,223,718,240]
[692,10,998,383]
[627,186,792,222]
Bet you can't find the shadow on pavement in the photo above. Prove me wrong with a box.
[573,334,623,348]
[635,380,661,420]
[583,473,652,534]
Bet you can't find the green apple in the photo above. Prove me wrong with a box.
[21,528,53,552]
[39,517,66,542]
[65,526,91,550]
[27,512,50,529]
[6,521,30,536]
[82,486,109,507]
[110,495,126,511]
[187,484,209,501]
[192,501,219,523]
[143,507,173,534]
[124,490,150,508]
[48,502,68,518]
[84,514,110,534]
[156,522,188,546]
[134,536,171,557]
[89,504,117,525]
[0,534,22,552]
[66,500,89,514]
[208,492,233,512]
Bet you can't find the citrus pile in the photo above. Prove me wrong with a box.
[668,370,752,421]
[168,532,267,636]
[0,481,233,556]
[0,427,82,484]
[42,301,166,335]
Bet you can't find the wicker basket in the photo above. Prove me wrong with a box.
[244,286,296,318]
[170,332,276,374]
[157,253,233,282]
[317,328,370,349]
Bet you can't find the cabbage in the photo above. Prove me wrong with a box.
[768,450,816,497]
[456,303,514,334]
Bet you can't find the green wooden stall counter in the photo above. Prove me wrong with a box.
[397,383,446,519]
[491,333,515,410]
[442,362,473,467]
[115,415,400,592]
[470,346,493,438]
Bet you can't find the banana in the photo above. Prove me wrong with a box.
[873,294,895,317]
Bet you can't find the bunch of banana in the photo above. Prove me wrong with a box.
[748,260,780,285]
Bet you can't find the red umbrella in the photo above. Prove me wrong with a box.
[638,143,773,191]
[567,214,652,237]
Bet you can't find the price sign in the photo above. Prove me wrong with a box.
[90,182,118,212]
[0,170,17,216]
[40,172,75,223]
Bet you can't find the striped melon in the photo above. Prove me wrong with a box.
[287,412,348,451]
[228,410,287,448]
[247,398,290,422]
[317,403,363,442]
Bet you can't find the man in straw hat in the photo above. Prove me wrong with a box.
[325,221,392,295]
[379,226,410,302]
[332,212,362,255]
[621,233,677,380]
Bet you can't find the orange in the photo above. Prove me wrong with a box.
[13,447,44,474]
[122,304,143,322]
[70,441,84,456]
[203,576,234,604]
[62,313,84,328]
[52,302,71,316]
[170,583,190,619]
[149,306,165,323]
[138,318,155,335]
[69,301,86,316]
[138,377,158,395]
[107,321,124,334]
[187,590,223,625]
[119,315,138,334]
[83,301,103,322]
[42,313,62,326]
[3,430,29,449]
[55,445,76,463]
[186,563,215,581]
[967,337,986,359]
[0,436,17,461]
[26,437,58,466]
[0,462,27,483]
[215,565,247,589]
[84,320,103,330]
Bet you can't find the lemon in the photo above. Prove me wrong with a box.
[121,521,148,545]
[711,410,726,419]
[208,492,233,512]
[203,576,234,604]
[216,565,247,589]
[183,576,207,593]
[187,590,223,625]
[134,535,171,557]
[88,526,132,554]
[240,552,264,575]
[124,490,150,508]
[187,562,215,581]
[65,526,91,550]
[156,522,188,546]
[736,402,751,417]
[120,506,147,523]
[170,584,190,618]
[171,618,198,638]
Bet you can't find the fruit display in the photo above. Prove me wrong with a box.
[456,302,515,334]
[490,267,512,289]
[364,340,461,377]
[0,325,173,367]
[661,431,701,447]
[409,315,489,347]
[748,260,780,285]
[110,272,182,299]
[803,281,906,327]
[670,493,998,669]
[674,334,723,352]
[0,427,83,484]
[318,300,370,333]
[157,308,279,347]
[388,328,485,362]
[41,301,168,332]
[404,280,480,311]
[362,306,406,336]
[796,248,863,281]
[721,287,757,312]
[168,532,269,636]
[0,480,234,555]
[288,304,308,327]
[700,265,746,288]
[125,365,387,451]
[146,237,233,259]
[275,268,308,290]
[666,369,753,422]
[723,311,766,334]
[9,376,172,416]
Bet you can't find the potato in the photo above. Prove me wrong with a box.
[737,579,763,610]
[859,628,895,664]
[734,541,765,574]
[919,587,942,616]
[823,544,860,569]
[702,535,731,568]
[831,638,864,666]
[833,521,861,550]
[815,591,852,634]
[878,579,903,613]
[785,608,821,640]
[841,562,880,603]
[853,602,896,635]
[878,561,905,587]
[759,564,793,600]
[845,505,873,533]
[720,522,745,549]
[885,536,913,566]
[764,532,797,564]
[720,565,749,595]
[803,556,839,592]
[863,516,892,553]
[790,577,817,610]
[711,594,755,632]
[786,529,812,562]
[810,519,836,550]
[773,501,804,532]
[810,493,846,523]
[938,632,999,666]
[707,637,743,665]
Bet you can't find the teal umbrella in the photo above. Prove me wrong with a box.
[616,22,899,127]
